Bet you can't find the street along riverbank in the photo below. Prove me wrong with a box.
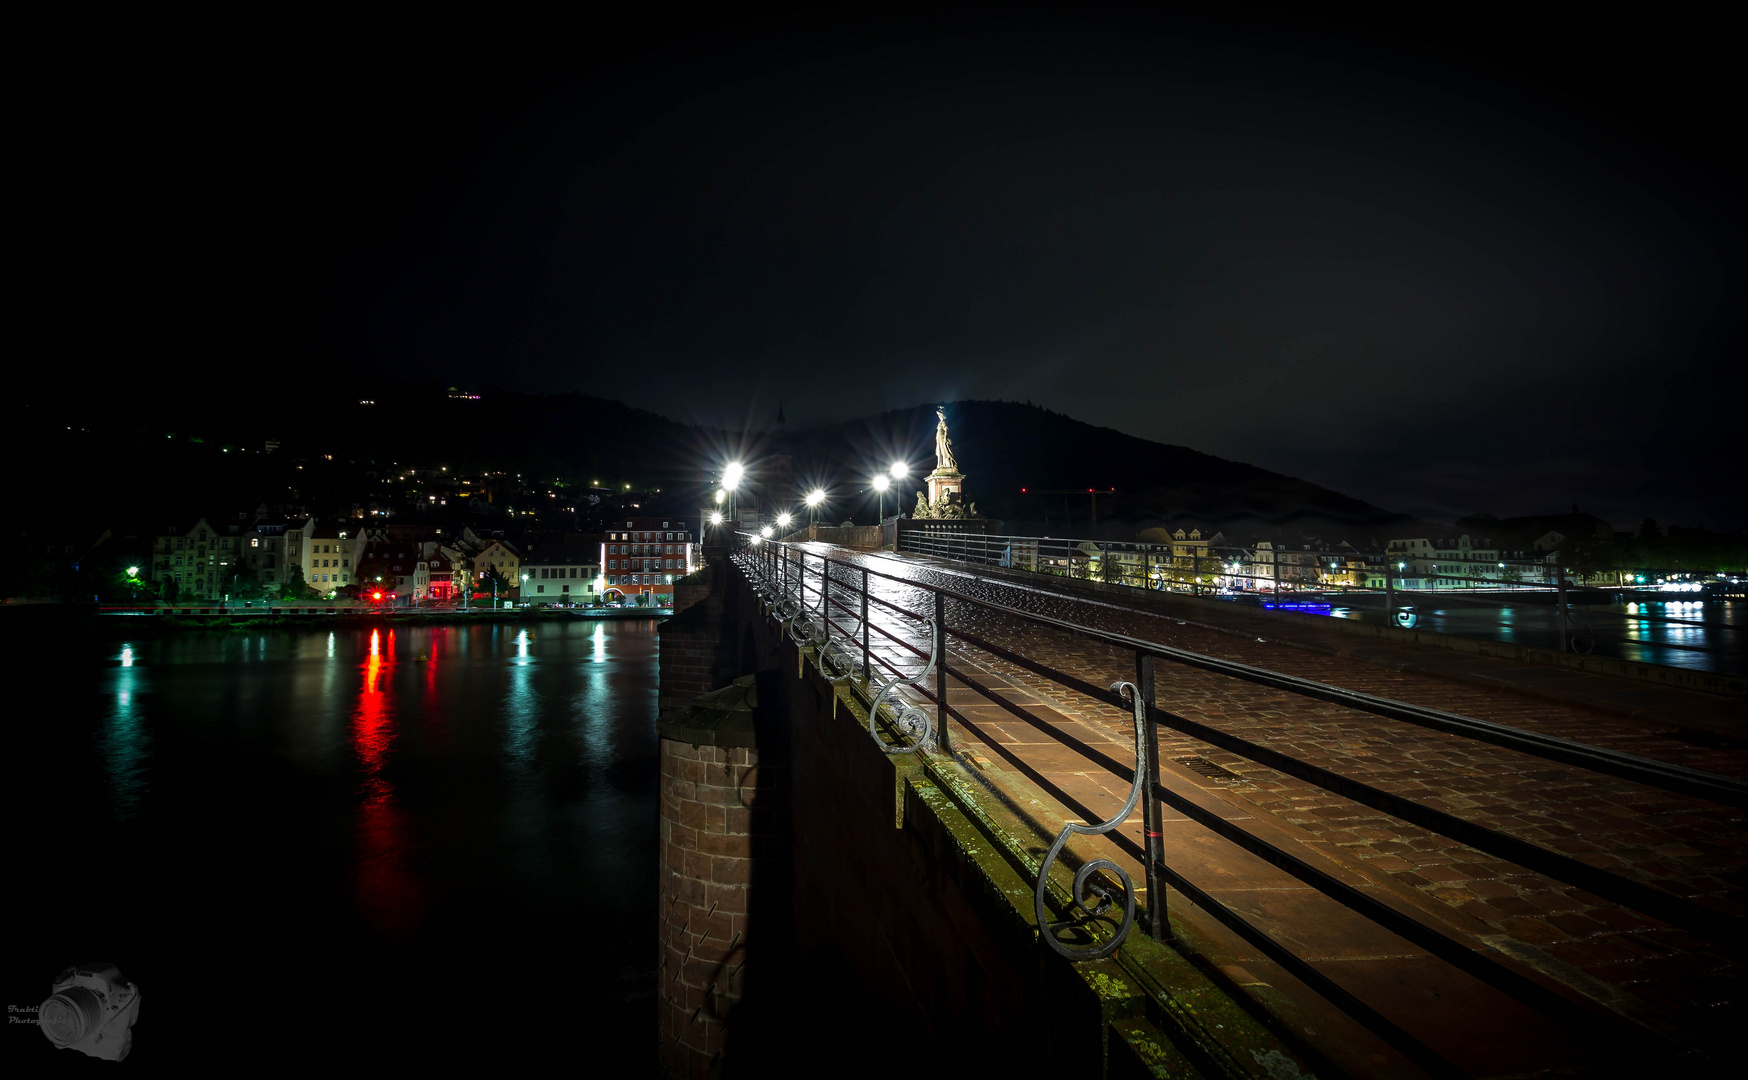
[0,601,672,642]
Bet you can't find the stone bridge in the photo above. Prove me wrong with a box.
[652,535,1747,1079]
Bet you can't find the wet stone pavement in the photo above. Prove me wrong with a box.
[774,542,1748,1068]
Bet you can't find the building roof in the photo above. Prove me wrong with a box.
[523,545,600,567]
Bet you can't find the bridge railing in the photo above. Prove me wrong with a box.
[892,527,1744,662]
[729,529,1744,1078]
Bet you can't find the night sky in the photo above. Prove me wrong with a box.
[70,11,1743,529]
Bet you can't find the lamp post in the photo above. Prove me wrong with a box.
[521,573,529,609]
[873,474,890,523]
[722,462,743,529]
[806,488,825,524]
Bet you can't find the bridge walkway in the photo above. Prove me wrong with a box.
[751,540,1745,1077]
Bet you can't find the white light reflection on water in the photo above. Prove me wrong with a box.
[501,627,549,883]
[578,622,614,775]
[505,629,540,771]
[101,644,151,821]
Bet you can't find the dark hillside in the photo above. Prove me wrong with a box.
[782,401,1429,542]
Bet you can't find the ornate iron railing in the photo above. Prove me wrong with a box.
[727,530,1744,1079]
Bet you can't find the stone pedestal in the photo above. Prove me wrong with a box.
[925,468,964,506]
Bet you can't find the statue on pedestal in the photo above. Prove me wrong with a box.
[934,406,958,473]
[916,405,974,519]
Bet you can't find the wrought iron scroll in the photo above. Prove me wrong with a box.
[866,617,939,755]
[1033,679,1147,960]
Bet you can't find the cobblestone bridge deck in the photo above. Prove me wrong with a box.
[756,539,1747,1077]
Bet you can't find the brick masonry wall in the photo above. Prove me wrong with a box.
[657,563,745,716]
[656,565,1092,1074]
[656,739,777,1079]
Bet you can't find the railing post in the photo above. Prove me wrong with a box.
[1557,566,1569,653]
[1137,653,1168,942]
[934,587,949,755]
[861,567,871,680]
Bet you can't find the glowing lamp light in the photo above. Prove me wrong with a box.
[889,462,906,478]
[126,566,139,576]
[806,489,825,507]
[714,489,726,504]
[723,462,744,491]
[872,475,890,492]
[759,525,773,538]
[710,511,724,525]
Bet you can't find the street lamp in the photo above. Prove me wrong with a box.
[872,473,890,522]
[722,461,743,527]
[806,488,825,523]
[521,573,529,608]
[776,512,792,533]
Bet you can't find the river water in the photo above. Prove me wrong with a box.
[1247,597,1744,674]
[8,618,661,1068]
[1351,598,1743,673]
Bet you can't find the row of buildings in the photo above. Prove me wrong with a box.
[148,512,698,604]
[1010,527,1613,593]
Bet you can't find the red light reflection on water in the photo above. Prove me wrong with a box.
[351,627,426,936]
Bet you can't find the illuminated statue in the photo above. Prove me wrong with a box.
[934,406,958,472]
[917,406,972,519]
